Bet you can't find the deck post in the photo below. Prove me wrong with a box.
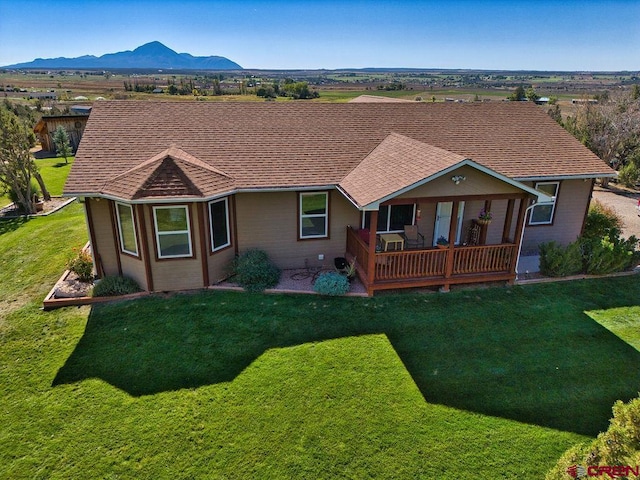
[442,201,459,291]
[366,210,378,295]
[479,200,491,245]
[503,198,515,243]
[510,198,529,277]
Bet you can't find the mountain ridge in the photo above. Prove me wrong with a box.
[3,41,242,70]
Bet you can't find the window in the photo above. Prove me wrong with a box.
[299,192,328,239]
[115,202,138,256]
[530,182,559,225]
[209,198,230,252]
[363,204,415,233]
[153,205,192,258]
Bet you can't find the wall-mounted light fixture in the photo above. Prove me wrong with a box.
[451,175,466,185]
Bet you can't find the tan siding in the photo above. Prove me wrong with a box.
[119,254,148,290]
[522,179,591,252]
[144,204,204,292]
[398,166,521,199]
[207,197,236,284]
[88,198,119,276]
[235,190,360,269]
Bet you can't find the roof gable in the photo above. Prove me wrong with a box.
[102,145,234,200]
[339,133,468,207]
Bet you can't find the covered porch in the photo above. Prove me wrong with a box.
[345,195,530,295]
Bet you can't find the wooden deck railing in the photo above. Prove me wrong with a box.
[452,244,516,275]
[346,227,369,277]
[346,227,516,285]
[374,249,447,281]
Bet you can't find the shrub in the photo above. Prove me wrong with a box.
[92,276,142,297]
[538,241,582,277]
[583,199,623,241]
[313,271,350,296]
[232,250,281,293]
[547,395,640,480]
[67,248,94,282]
[580,236,639,275]
[618,162,640,188]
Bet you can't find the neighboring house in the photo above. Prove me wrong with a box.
[34,114,89,153]
[64,101,614,295]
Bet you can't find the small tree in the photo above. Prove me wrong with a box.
[0,106,50,213]
[52,125,72,164]
[507,85,526,101]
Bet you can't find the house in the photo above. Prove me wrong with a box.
[34,114,89,153]
[64,101,614,295]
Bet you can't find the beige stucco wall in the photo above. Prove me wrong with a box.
[521,179,591,253]
[235,190,360,269]
[397,165,521,199]
[205,200,237,284]
[142,203,204,292]
[87,198,119,277]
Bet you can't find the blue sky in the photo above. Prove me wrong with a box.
[1,0,638,70]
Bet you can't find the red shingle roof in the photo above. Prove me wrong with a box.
[65,101,613,203]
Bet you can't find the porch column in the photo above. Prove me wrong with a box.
[442,201,459,292]
[502,199,515,243]
[510,198,529,278]
[366,210,378,295]
[479,200,491,245]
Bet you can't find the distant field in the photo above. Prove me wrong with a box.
[1,69,634,106]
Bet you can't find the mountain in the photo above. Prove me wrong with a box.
[3,41,242,70]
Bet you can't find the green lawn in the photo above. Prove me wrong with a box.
[0,156,74,208]
[2,198,640,478]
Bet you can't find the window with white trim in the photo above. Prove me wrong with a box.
[209,198,231,252]
[153,205,192,258]
[530,182,559,225]
[363,204,415,233]
[115,202,138,256]
[299,192,328,239]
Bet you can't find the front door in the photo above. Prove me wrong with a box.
[433,201,465,246]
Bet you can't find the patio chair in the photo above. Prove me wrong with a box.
[403,225,424,249]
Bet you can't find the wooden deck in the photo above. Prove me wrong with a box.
[346,227,517,295]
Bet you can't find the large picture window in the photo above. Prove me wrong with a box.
[153,205,192,258]
[299,192,328,239]
[363,204,415,233]
[209,198,231,252]
[530,182,559,225]
[115,202,138,256]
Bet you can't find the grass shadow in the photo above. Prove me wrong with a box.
[53,277,640,436]
[0,216,30,235]
[51,162,70,168]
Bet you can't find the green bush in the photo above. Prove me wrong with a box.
[538,241,583,277]
[581,236,639,275]
[313,271,350,296]
[92,276,142,297]
[67,248,94,282]
[583,199,623,241]
[540,201,639,277]
[618,162,640,188]
[232,250,281,293]
[547,395,640,480]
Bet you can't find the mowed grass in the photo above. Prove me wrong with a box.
[2,198,640,477]
[2,191,640,478]
[587,306,640,351]
[0,156,74,208]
